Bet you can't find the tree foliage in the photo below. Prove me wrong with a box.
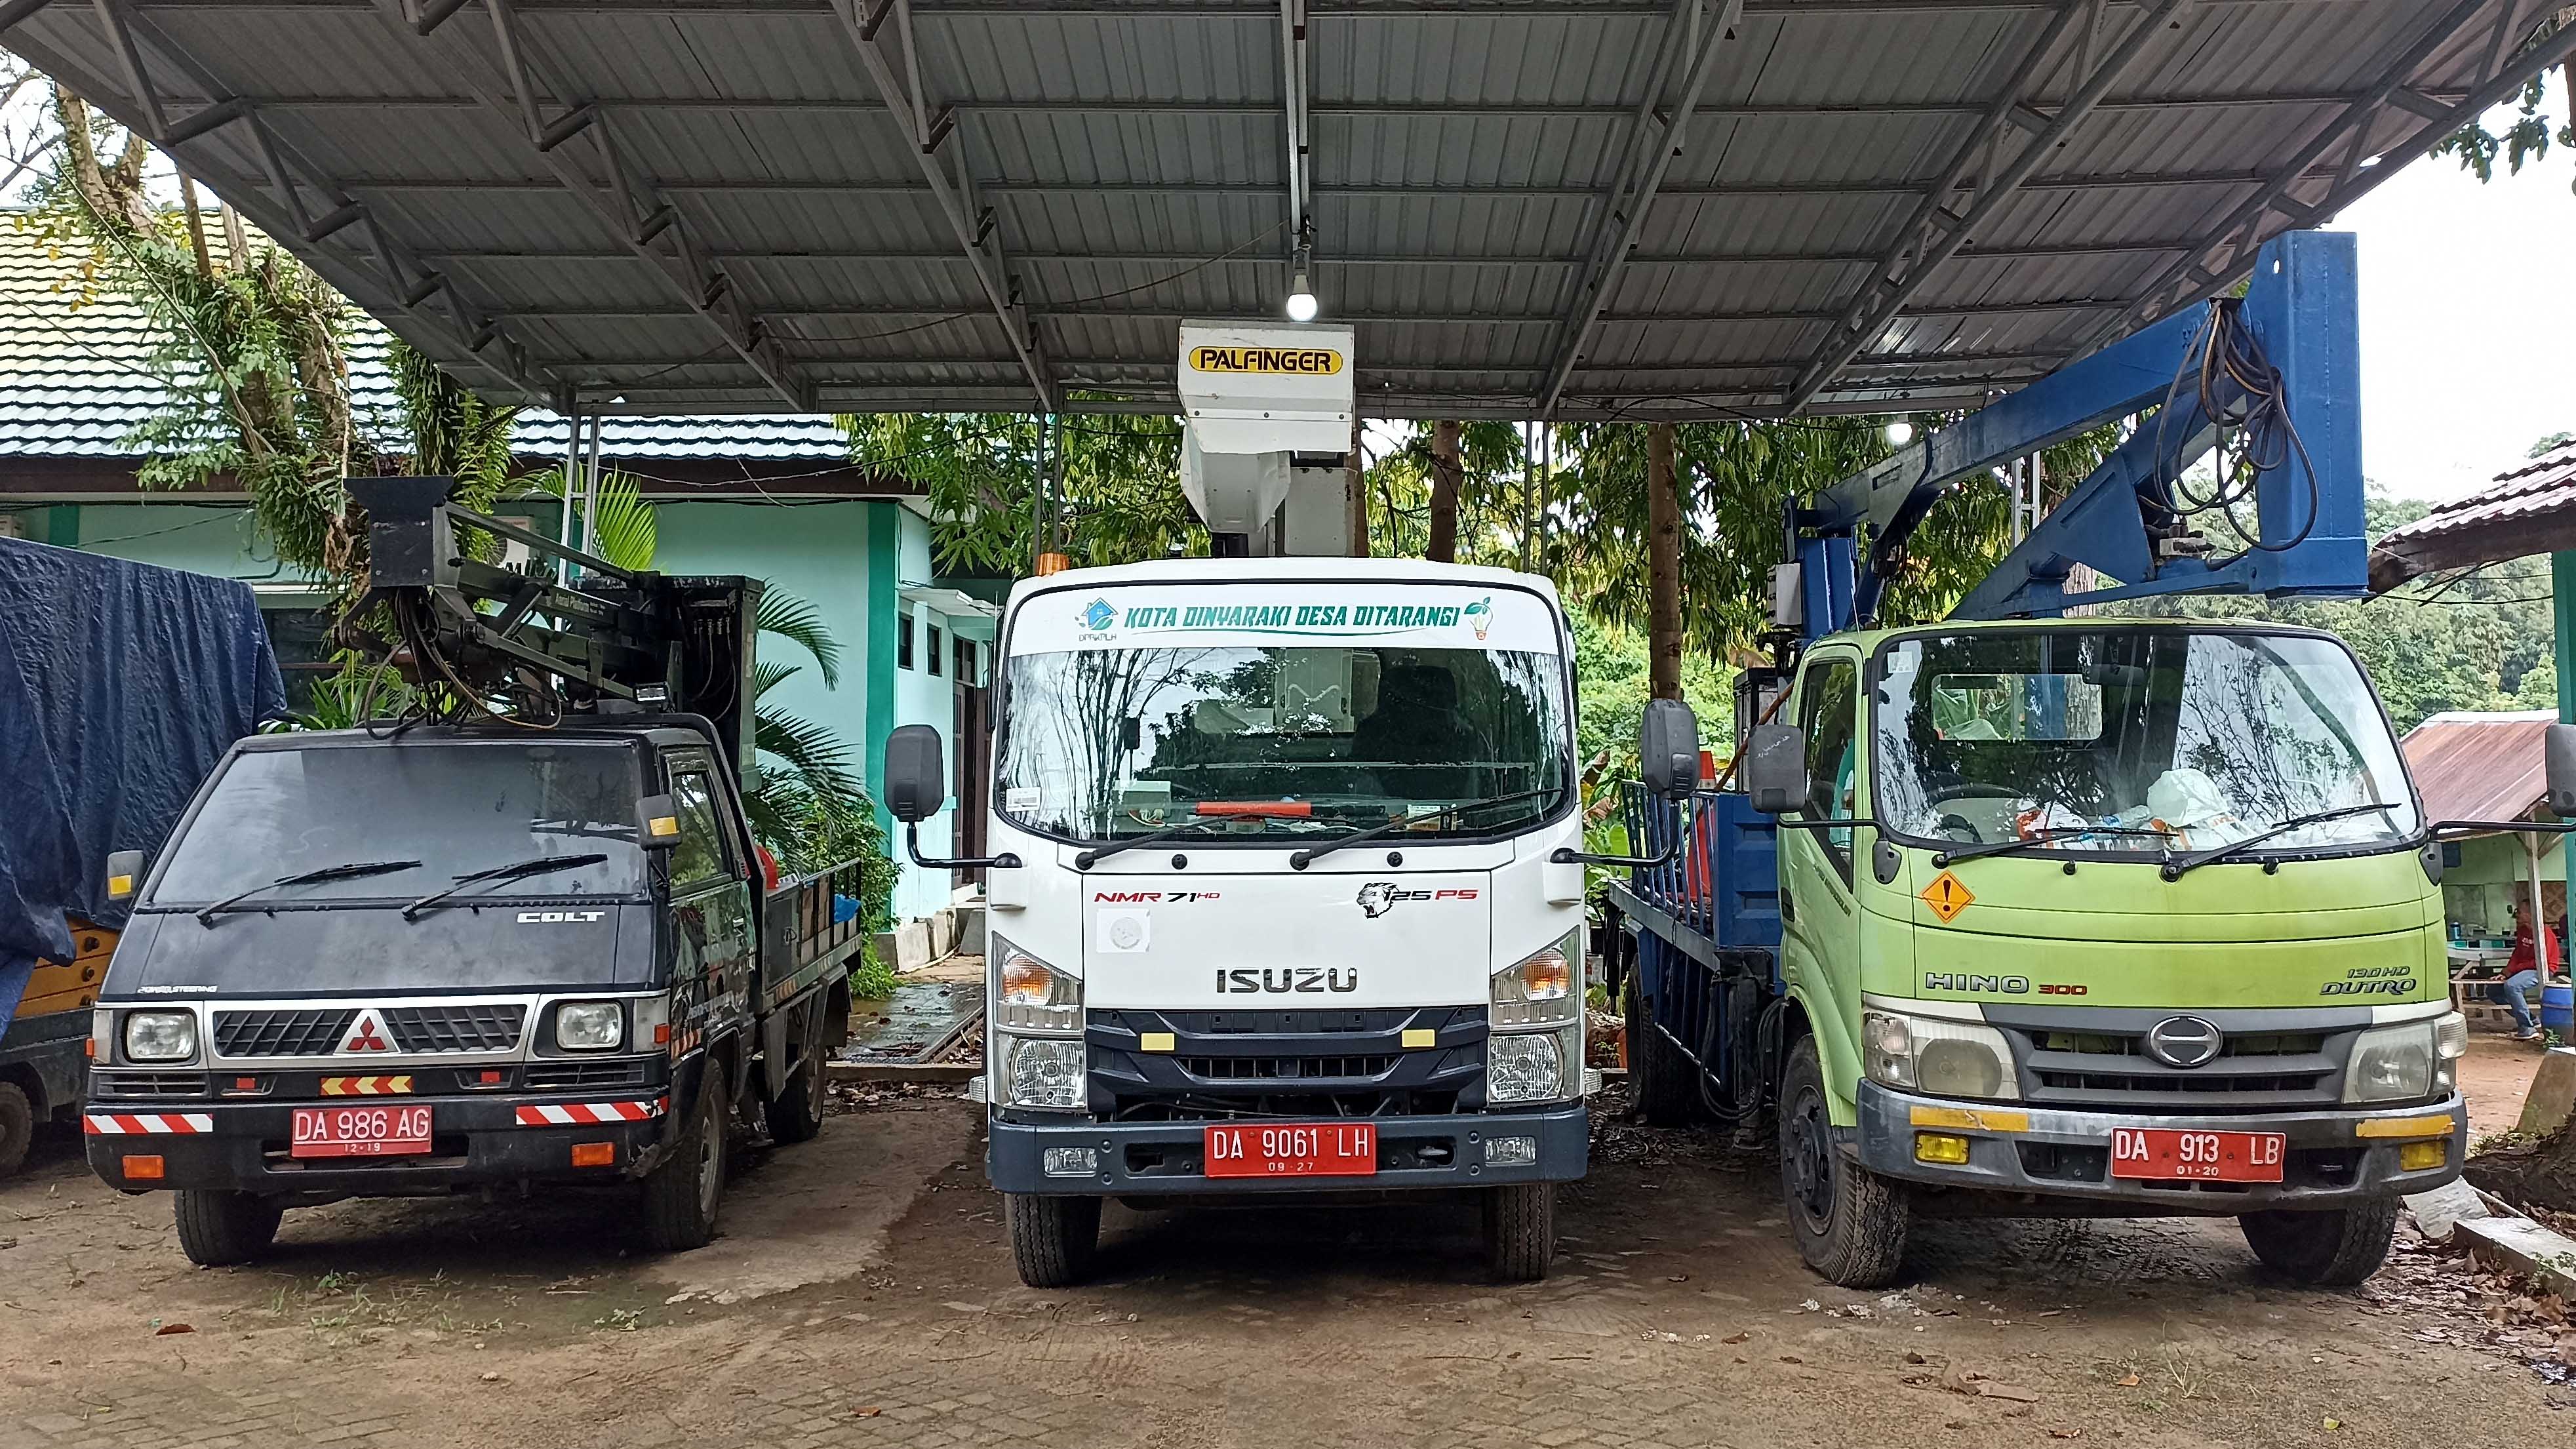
[843,407,1200,576]
[2435,9,2575,191]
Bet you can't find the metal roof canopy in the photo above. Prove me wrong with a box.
[6,0,2567,422]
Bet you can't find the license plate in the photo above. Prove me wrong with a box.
[1203,1122,1377,1179]
[2110,1126,2286,1182]
[291,1105,433,1159]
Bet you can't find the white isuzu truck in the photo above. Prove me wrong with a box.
[879,325,1697,1285]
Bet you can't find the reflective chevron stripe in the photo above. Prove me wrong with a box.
[513,1099,666,1126]
[83,1113,214,1135]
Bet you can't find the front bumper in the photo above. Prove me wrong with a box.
[988,1103,1588,1196]
[83,1093,676,1195]
[1855,1081,2464,1211]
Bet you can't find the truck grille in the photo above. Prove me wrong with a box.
[1178,1054,1399,1082]
[93,1071,209,1100]
[1088,1006,1485,1121]
[214,1008,356,1057]
[2002,1022,2347,1112]
[383,1004,524,1053]
[521,1059,652,1090]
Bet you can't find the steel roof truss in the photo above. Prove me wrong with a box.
[1537,0,1745,416]
[1789,0,2188,411]
[827,0,1056,412]
[7,0,556,402]
[359,0,812,410]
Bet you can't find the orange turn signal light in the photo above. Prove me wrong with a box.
[653,1023,672,1045]
[571,1141,616,1168]
[124,1155,165,1181]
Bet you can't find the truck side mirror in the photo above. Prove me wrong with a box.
[105,849,144,900]
[884,724,945,825]
[637,795,681,849]
[1741,723,1811,815]
[2549,723,2576,818]
[1638,698,1701,801]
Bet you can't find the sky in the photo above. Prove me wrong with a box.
[2329,123,2576,503]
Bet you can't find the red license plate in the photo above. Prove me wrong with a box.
[291,1105,433,1159]
[2110,1126,2285,1182]
[1203,1122,1378,1179]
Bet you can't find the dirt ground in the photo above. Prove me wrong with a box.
[2460,1031,2550,1140]
[3,1075,2571,1449]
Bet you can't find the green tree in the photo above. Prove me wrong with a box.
[2435,9,2574,191]
[844,408,1198,576]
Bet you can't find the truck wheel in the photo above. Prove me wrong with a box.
[763,1043,829,1145]
[1482,1181,1556,1282]
[1006,1193,1101,1288]
[1778,1036,1909,1288]
[639,1075,728,1252]
[0,1082,31,1178]
[173,1189,282,1267]
[1623,976,1695,1128]
[2239,1198,2398,1287]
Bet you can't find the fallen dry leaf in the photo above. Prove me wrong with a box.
[854,1408,882,1419]
[1721,1332,1749,1344]
[152,1324,193,1336]
[2115,1374,2141,1388]
[1976,1382,2042,1404]
[2047,1429,2084,1440]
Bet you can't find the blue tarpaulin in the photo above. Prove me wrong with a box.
[0,538,285,1031]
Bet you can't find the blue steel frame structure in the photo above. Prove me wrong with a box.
[1796,229,2364,639]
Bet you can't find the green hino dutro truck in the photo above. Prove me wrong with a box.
[1607,232,2567,1290]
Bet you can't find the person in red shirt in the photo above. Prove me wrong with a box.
[2492,901,2563,1042]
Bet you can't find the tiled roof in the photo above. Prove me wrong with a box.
[2370,441,2576,591]
[2400,710,2556,829]
[0,218,850,465]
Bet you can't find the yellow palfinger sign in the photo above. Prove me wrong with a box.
[1187,345,1344,376]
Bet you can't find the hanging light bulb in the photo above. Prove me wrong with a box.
[1885,420,1914,446]
[1285,267,1319,323]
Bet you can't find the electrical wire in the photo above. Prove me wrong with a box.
[2147,296,2322,561]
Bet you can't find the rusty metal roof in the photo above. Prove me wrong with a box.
[5,1,2568,420]
[2401,709,2555,829]
[2371,440,2576,591]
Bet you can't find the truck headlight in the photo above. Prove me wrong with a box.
[123,1010,197,1063]
[1005,1037,1086,1109]
[554,1001,625,1052]
[993,938,1081,1033]
[1492,930,1581,1028]
[1862,1010,2019,1102]
[1488,1031,1566,1103]
[2348,1018,2451,1103]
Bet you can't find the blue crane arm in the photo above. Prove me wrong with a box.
[1797,229,2364,636]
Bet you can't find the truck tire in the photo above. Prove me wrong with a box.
[1482,1181,1556,1282]
[1778,1036,1909,1288]
[173,1189,282,1267]
[0,1082,31,1178]
[1006,1193,1101,1288]
[639,1073,728,1252]
[757,1031,829,1144]
[2239,1198,2398,1287]
[1623,975,1695,1128]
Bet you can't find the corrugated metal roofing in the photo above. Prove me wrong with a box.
[0,218,850,462]
[2401,709,2556,830]
[4,0,2563,421]
[2368,441,2576,591]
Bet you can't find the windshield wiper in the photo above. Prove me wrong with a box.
[402,853,609,920]
[196,859,425,926]
[2158,803,2400,881]
[1288,785,1566,871]
[1073,818,1271,870]
[1932,825,2173,867]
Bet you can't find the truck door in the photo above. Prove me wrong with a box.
[665,749,754,1038]
[1779,650,1864,1083]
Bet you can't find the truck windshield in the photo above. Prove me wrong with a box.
[999,645,1572,842]
[1873,628,2419,856]
[148,742,646,906]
